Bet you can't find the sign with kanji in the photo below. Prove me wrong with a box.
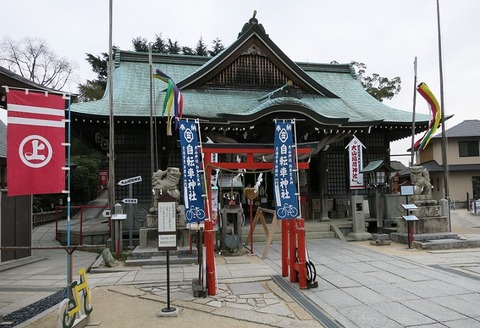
[157,194,177,251]
[6,89,66,196]
[345,136,365,190]
[273,120,299,220]
[178,119,205,223]
[117,176,142,186]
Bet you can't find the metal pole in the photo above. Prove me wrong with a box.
[108,0,116,231]
[436,0,450,231]
[149,45,155,200]
[66,94,72,296]
[160,250,176,313]
[410,57,418,166]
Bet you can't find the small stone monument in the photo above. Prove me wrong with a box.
[348,195,372,241]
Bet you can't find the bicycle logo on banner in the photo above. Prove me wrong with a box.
[186,206,206,222]
[277,203,298,219]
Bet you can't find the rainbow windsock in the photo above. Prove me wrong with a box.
[414,82,441,151]
[153,69,183,135]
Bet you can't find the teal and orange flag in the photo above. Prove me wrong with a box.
[153,69,183,135]
[414,82,441,151]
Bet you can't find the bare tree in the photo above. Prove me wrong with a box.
[0,37,76,90]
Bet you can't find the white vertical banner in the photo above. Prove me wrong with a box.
[345,136,365,190]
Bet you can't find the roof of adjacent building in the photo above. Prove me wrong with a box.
[420,159,480,173]
[71,16,430,129]
[433,119,480,138]
[390,160,408,172]
[0,65,58,110]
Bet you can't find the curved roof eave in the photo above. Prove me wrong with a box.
[216,102,382,128]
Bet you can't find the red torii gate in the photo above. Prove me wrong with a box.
[201,143,313,295]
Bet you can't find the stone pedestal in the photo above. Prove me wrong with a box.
[140,213,190,249]
[146,213,157,228]
[139,227,158,248]
[396,215,448,234]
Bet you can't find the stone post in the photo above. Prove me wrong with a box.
[348,195,372,240]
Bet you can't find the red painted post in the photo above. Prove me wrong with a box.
[289,220,297,283]
[296,218,307,289]
[249,201,254,254]
[189,233,193,256]
[281,219,289,277]
[204,164,217,296]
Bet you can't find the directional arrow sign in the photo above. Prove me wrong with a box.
[117,176,142,186]
[102,209,111,218]
[122,198,138,204]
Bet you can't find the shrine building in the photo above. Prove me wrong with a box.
[71,15,429,222]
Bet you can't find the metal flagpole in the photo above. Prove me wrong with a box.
[410,57,417,167]
[108,0,116,246]
[149,44,154,187]
[436,0,450,231]
[65,94,72,296]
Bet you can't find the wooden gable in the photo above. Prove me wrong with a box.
[206,44,289,89]
[178,20,338,97]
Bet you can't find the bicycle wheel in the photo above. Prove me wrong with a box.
[61,298,77,328]
[197,208,206,220]
[82,289,93,315]
[186,210,194,222]
[277,207,286,218]
[290,206,298,217]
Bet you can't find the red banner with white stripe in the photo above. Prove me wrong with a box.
[7,89,66,196]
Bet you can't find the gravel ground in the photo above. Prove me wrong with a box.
[2,289,67,327]
[23,287,273,328]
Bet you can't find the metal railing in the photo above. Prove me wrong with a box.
[55,205,110,245]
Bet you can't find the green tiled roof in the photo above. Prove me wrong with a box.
[72,21,429,127]
[361,160,397,173]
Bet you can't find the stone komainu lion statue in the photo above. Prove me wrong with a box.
[149,167,187,227]
[410,166,432,197]
[150,167,181,214]
[152,167,181,200]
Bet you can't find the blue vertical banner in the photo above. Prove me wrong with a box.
[273,120,299,220]
[179,119,206,223]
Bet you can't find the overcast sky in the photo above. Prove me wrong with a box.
[2,0,479,165]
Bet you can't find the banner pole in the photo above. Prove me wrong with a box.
[66,94,72,296]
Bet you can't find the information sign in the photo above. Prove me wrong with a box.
[157,199,177,251]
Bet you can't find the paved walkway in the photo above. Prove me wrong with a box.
[1,209,480,327]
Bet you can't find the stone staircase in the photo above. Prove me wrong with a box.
[240,220,336,243]
[124,220,341,266]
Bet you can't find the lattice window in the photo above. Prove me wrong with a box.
[115,152,151,200]
[208,46,288,88]
[327,153,347,194]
